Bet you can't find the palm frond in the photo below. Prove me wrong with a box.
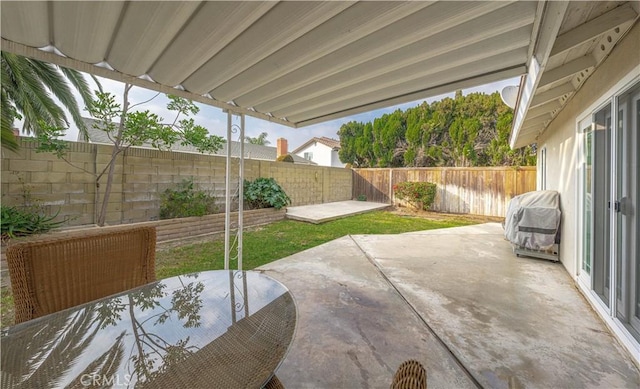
[59,66,96,136]
[1,88,19,151]
[31,59,82,131]
[1,51,96,137]
[1,52,67,134]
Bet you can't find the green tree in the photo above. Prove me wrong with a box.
[370,110,406,167]
[245,131,270,145]
[1,52,98,150]
[36,84,224,226]
[337,91,535,167]
[338,121,366,167]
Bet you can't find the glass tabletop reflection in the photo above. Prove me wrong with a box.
[1,270,296,388]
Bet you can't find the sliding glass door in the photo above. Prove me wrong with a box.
[615,84,639,341]
[592,104,612,307]
[580,81,639,342]
[579,118,593,285]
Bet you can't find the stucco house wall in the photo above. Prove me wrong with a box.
[331,150,343,168]
[294,141,345,168]
[296,142,330,166]
[536,21,639,278]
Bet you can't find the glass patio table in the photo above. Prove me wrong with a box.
[1,270,296,388]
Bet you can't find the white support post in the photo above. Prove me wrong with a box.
[238,114,245,270]
[229,270,236,323]
[224,110,232,270]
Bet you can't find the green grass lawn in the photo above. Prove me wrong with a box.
[0,210,478,327]
[156,211,476,279]
[1,288,14,328]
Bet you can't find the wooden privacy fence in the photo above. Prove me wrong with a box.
[352,167,536,217]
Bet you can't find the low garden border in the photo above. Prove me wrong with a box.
[149,208,286,243]
[1,208,286,288]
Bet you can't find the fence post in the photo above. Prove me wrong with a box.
[388,169,393,204]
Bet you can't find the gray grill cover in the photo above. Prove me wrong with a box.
[504,190,561,250]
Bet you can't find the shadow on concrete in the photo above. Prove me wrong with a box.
[259,223,639,388]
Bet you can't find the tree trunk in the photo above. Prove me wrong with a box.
[96,84,132,226]
[96,149,119,226]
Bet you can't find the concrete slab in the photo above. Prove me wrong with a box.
[258,223,639,388]
[402,222,505,235]
[259,236,475,389]
[352,226,640,389]
[285,200,389,224]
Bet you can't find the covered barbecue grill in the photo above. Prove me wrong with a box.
[504,190,561,261]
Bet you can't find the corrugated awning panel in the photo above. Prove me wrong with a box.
[2,1,542,128]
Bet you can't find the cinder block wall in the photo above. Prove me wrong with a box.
[1,139,352,227]
[122,208,286,243]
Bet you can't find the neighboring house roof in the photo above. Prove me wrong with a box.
[292,137,341,154]
[77,117,315,165]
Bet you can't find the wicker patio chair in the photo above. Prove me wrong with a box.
[391,360,427,389]
[263,375,284,389]
[7,225,156,324]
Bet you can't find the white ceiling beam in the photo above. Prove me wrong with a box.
[0,39,294,128]
[515,134,538,148]
[538,55,596,88]
[516,133,540,146]
[526,2,547,61]
[517,122,546,138]
[512,131,539,148]
[527,100,561,118]
[510,1,569,149]
[519,126,542,136]
[530,82,575,107]
[522,114,552,129]
[550,3,637,58]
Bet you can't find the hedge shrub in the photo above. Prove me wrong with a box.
[160,178,218,219]
[1,205,64,239]
[393,181,437,211]
[244,177,291,210]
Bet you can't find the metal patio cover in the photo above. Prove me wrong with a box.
[0,1,539,127]
[1,1,637,142]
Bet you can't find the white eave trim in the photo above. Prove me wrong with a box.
[510,1,569,149]
[511,56,541,149]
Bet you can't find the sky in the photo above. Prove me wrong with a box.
[48,74,520,151]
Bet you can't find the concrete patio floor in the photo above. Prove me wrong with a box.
[258,223,640,389]
[286,200,390,224]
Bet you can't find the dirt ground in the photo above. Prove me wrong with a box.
[388,206,505,224]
